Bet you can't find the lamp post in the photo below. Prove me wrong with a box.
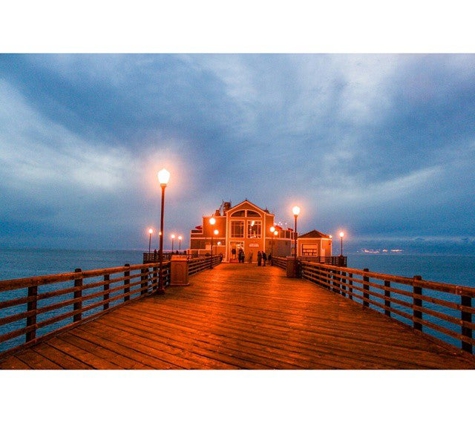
[171,234,175,253]
[148,229,153,255]
[178,235,182,251]
[270,226,275,258]
[157,168,170,294]
[292,206,300,260]
[211,228,218,268]
[339,231,344,256]
[209,217,216,251]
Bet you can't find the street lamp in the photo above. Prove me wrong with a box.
[178,235,182,251]
[212,229,219,253]
[270,226,275,258]
[210,228,219,268]
[148,228,153,255]
[292,206,300,260]
[209,217,216,250]
[157,168,170,294]
[171,234,175,253]
[339,231,344,256]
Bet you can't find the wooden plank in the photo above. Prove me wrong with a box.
[33,343,94,369]
[45,335,123,369]
[14,349,62,369]
[73,324,188,369]
[0,355,32,369]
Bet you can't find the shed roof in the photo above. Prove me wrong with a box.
[299,229,331,239]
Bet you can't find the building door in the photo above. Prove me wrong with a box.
[230,241,244,262]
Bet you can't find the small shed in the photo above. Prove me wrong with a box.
[297,230,332,259]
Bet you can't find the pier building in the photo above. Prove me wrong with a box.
[188,199,332,263]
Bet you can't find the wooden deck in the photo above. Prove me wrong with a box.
[2,263,475,369]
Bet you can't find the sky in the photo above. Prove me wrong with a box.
[1,3,475,253]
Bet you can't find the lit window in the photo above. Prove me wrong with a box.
[231,221,244,238]
[247,220,262,238]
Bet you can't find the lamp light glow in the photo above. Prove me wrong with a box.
[158,168,170,186]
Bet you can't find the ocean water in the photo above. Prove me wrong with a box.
[1,248,474,285]
[347,253,475,287]
[0,248,145,281]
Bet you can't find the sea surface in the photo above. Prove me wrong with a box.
[0,248,474,285]
[0,248,145,281]
[347,253,475,287]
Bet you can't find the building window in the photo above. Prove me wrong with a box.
[231,221,244,238]
[247,220,262,238]
[247,210,260,217]
[231,210,245,217]
[302,244,318,256]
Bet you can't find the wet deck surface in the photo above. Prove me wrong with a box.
[2,263,475,369]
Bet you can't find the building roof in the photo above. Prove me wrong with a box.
[299,229,331,239]
[226,199,272,215]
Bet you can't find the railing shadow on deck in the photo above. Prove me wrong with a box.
[0,255,222,358]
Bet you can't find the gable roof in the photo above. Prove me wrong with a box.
[299,229,331,239]
[227,199,271,215]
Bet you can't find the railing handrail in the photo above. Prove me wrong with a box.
[300,261,475,297]
[298,260,475,355]
[0,255,220,358]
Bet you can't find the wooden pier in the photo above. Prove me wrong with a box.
[2,263,474,369]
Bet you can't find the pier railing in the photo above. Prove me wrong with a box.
[299,261,475,355]
[272,256,346,270]
[0,255,220,358]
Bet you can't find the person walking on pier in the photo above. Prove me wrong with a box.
[257,251,262,266]
[262,251,267,266]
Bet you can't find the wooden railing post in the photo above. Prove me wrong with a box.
[461,294,473,354]
[124,264,130,301]
[363,269,370,307]
[348,273,353,300]
[26,284,38,343]
[153,265,159,290]
[384,280,391,317]
[333,270,340,293]
[74,268,83,323]
[341,271,346,297]
[141,268,148,295]
[413,276,422,331]
[103,274,110,311]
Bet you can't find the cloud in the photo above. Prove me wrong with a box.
[1,53,475,250]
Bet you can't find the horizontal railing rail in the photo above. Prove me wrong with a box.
[0,255,220,358]
[299,261,475,355]
[272,256,347,271]
[272,256,288,270]
[188,255,222,275]
[143,252,186,263]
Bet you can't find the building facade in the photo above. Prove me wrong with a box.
[189,200,332,263]
[296,230,333,259]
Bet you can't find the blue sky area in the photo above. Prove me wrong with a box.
[1,6,475,254]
